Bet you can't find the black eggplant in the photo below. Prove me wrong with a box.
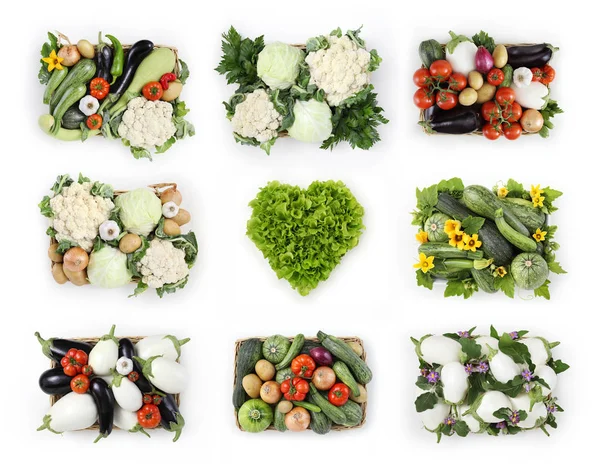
[506,44,548,57]
[89,378,115,443]
[110,40,154,96]
[96,41,113,83]
[158,393,185,442]
[507,46,553,68]
[424,103,481,122]
[119,338,153,394]
[35,332,92,363]
[421,105,482,135]
[39,368,72,395]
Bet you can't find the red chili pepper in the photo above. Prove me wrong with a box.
[160,73,177,91]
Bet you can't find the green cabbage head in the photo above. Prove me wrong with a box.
[257,42,304,90]
[115,188,162,236]
[287,99,333,143]
[87,246,132,288]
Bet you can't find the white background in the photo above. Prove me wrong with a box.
[0,0,597,467]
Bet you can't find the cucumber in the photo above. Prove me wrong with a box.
[309,384,346,425]
[499,197,546,233]
[51,84,87,135]
[463,186,530,237]
[275,334,304,371]
[43,67,68,105]
[233,339,263,410]
[471,268,498,293]
[61,106,87,130]
[49,59,96,113]
[339,400,363,427]
[419,39,445,68]
[273,407,287,432]
[332,361,360,397]
[308,396,331,434]
[436,193,514,266]
[494,209,537,252]
[292,401,321,413]
[419,242,483,260]
[317,332,372,384]
[500,64,513,88]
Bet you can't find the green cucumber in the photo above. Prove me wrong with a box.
[275,334,304,371]
[273,408,287,432]
[292,401,321,413]
[51,84,87,135]
[332,361,360,397]
[419,242,483,260]
[308,395,331,434]
[419,39,445,68]
[339,400,363,427]
[494,209,537,252]
[49,59,96,112]
[471,268,498,293]
[317,332,372,384]
[43,67,68,105]
[309,384,346,425]
[500,64,513,88]
[233,339,263,410]
[499,197,546,233]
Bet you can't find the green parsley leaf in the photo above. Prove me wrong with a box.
[539,99,563,138]
[215,26,264,87]
[472,31,496,53]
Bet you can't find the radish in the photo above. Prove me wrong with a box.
[475,391,512,423]
[458,403,480,432]
[37,392,98,433]
[520,337,550,367]
[440,362,469,404]
[509,393,547,429]
[420,335,462,366]
[535,364,557,395]
[135,355,187,394]
[110,371,143,412]
[113,404,150,437]
[511,81,548,110]
[475,336,498,356]
[89,325,119,376]
[490,351,523,383]
[135,335,190,361]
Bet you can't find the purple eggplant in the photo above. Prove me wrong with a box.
[119,338,153,394]
[35,332,92,363]
[158,393,185,442]
[39,368,72,395]
[89,377,115,443]
[507,45,553,68]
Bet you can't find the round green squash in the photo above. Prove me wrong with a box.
[238,399,273,432]
[262,335,290,364]
[425,213,451,242]
[275,367,295,384]
[511,253,549,290]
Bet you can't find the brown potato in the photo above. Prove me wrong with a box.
[119,233,142,254]
[242,374,262,398]
[493,45,508,68]
[347,341,364,356]
[350,384,368,404]
[52,263,68,284]
[163,219,181,236]
[160,188,182,205]
[171,208,191,226]
[161,80,183,102]
[459,88,478,107]
[255,359,276,381]
[476,83,496,104]
[468,71,484,90]
[77,39,95,59]
[63,267,88,286]
[48,243,63,262]
[277,400,293,414]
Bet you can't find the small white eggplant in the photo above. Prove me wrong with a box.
[135,335,190,361]
[89,325,119,376]
[475,336,499,357]
[415,387,451,430]
[535,365,557,395]
[458,403,480,432]
[136,355,187,394]
[476,391,512,423]
[441,362,469,404]
[511,81,548,110]
[420,335,462,366]
[490,351,523,383]
[509,393,547,429]
[37,392,98,433]
[113,404,150,437]
[111,372,143,412]
[520,338,550,367]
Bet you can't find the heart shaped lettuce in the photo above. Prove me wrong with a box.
[247,180,365,296]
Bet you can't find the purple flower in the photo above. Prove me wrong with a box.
[427,371,440,384]
[521,370,534,382]
[420,368,429,377]
[524,383,533,393]
[510,411,520,425]
[547,404,557,414]
[464,364,475,375]
[478,362,489,373]
[458,331,470,338]
[496,421,506,429]
[510,331,519,340]
[444,416,456,426]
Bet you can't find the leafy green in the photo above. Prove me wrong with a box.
[533,279,551,300]
[39,196,54,218]
[157,276,189,298]
[548,358,570,374]
[444,278,478,299]
[154,219,199,267]
[484,375,525,398]
[129,146,152,160]
[56,240,78,254]
[499,333,532,368]
[126,236,150,278]
[178,59,190,85]
[453,420,469,437]
[156,137,176,154]
[446,31,473,54]
[78,173,91,184]
[415,392,437,412]
[50,174,74,195]
[437,178,464,198]
[90,182,114,198]
[466,373,485,405]
[494,271,515,298]
[46,226,57,237]
[459,338,482,360]
[172,100,195,142]
[39,32,59,84]
[416,270,434,290]
[461,216,485,235]
[215,26,265,87]
[472,31,495,53]
[413,184,439,225]
[540,187,562,214]
[506,178,525,198]
[539,99,563,138]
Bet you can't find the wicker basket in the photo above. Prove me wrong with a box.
[418,42,539,136]
[233,336,368,432]
[48,335,180,431]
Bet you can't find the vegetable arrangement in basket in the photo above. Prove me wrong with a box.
[412,326,569,442]
[216,26,387,154]
[411,178,564,299]
[38,31,194,160]
[39,174,198,297]
[414,31,562,139]
[234,332,370,433]
[247,181,365,296]
[36,326,189,442]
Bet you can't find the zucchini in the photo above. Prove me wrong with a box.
[494,209,537,252]
[292,401,321,413]
[332,361,360,397]
[419,39,444,68]
[317,332,372,384]
[61,106,87,130]
[51,84,87,135]
[233,339,263,410]
[339,400,363,427]
[463,186,530,237]
[471,268,498,293]
[300,339,321,355]
[309,384,346,425]
[308,396,331,434]
[43,67,68,105]
[436,193,514,266]
[275,334,304,371]
[273,408,287,432]
[49,59,96,113]
[500,64,513,88]
[419,242,483,260]
[499,197,546,233]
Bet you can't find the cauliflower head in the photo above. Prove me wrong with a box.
[231,89,283,143]
[305,35,371,106]
[50,182,115,252]
[118,97,176,149]
[137,239,189,289]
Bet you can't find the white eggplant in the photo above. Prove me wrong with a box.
[114,404,150,436]
[458,403,480,432]
[475,336,499,357]
[420,335,462,366]
[476,391,512,423]
[535,365,557,395]
[137,355,187,394]
[135,335,190,361]
[415,387,450,430]
[445,33,478,76]
[111,372,143,412]
[490,351,523,383]
[441,362,469,404]
[89,325,119,376]
[511,81,548,110]
[520,337,550,367]
[509,393,547,429]
[37,392,98,433]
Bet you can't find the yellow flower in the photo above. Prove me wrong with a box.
[42,50,64,72]
[533,228,547,242]
[530,184,544,198]
[448,230,466,249]
[494,266,507,278]
[415,230,429,244]
[444,219,461,236]
[413,252,435,273]
[532,195,545,208]
[497,187,508,198]
[463,233,482,252]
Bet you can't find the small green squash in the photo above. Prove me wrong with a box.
[262,335,290,364]
[424,213,450,242]
[511,253,549,290]
[275,367,295,384]
[238,399,273,433]
[419,39,445,68]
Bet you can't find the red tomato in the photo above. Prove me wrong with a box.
[448,73,467,91]
[540,65,555,85]
[531,67,542,82]
[81,365,94,376]
[86,114,103,130]
[483,123,502,140]
[502,102,523,123]
[429,60,452,81]
[127,371,140,382]
[152,395,163,405]
[413,68,432,87]
[502,122,523,140]
[487,68,505,86]
[495,87,516,106]
[328,383,351,406]
[481,101,502,122]
[436,91,458,110]
[137,404,161,429]
[413,88,434,109]
[142,81,164,101]
[70,374,90,394]
[143,394,154,405]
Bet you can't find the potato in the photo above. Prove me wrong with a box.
[468,71,484,90]
[242,374,262,398]
[163,219,181,236]
[255,359,275,381]
[459,88,478,106]
[119,233,142,254]
[160,188,182,205]
[77,39,95,59]
[260,381,282,404]
[52,263,68,284]
[48,243,63,262]
[476,83,496,104]
[350,384,368,404]
[161,80,183,102]
[63,267,88,286]
[493,45,508,68]
[347,341,363,357]
[277,400,293,414]
[172,208,191,226]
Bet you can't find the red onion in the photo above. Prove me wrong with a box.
[475,46,494,74]
[309,347,333,366]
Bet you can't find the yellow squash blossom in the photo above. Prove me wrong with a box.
[533,228,547,242]
[530,184,544,198]
[42,50,65,72]
[444,219,461,236]
[497,187,508,198]
[448,230,466,250]
[413,253,435,273]
[495,266,507,278]
[463,233,482,252]
[415,230,429,244]
[532,195,545,208]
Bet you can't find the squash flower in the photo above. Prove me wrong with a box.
[414,253,435,273]
[42,50,64,72]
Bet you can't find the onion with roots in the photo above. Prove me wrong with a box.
[58,45,81,67]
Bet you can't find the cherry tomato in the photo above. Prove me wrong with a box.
[540,65,555,85]
[70,374,90,394]
[142,81,164,101]
[448,73,467,91]
[413,68,432,87]
[137,404,161,429]
[429,60,453,81]
[531,67,542,82]
[143,394,153,405]
[487,68,505,86]
[152,395,163,405]
[502,102,523,123]
[502,122,523,140]
[495,87,516,106]
[413,88,435,109]
[82,365,94,376]
[481,101,502,123]
[483,123,502,140]
[127,371,139,382]
[86,114,102,130]
[436,90,458,110]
